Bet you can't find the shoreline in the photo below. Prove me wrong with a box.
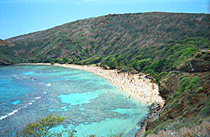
[57,64,164,106]
[18,63,165,136]
[20,63,164,106]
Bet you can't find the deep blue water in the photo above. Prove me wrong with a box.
[0,65,149,136]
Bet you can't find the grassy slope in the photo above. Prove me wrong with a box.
[1,12,210,63]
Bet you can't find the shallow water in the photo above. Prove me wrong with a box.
[0,65,150,136]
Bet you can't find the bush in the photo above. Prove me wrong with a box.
[178,77,191,93]
[173,56,184,68]
[178,75,201,93]
[162,78,168,83]
[86,62,90,65]
[172,92,179,99]
[196,87,203,93]
[50,60,55,65]
[143,130,153,137]
[154,59,166,72]
[186,76,201,90]
[107,57,117,69]
[67,58,73,64]
[132,58,151,71]
[20,114,67,137]
[100,64,108,69]
[152,120,173,134]
[201,101,210,116]
[181,47,198,58]
[156,72,168,82]
[149,60,159,69]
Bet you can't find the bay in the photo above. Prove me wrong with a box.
[0,65,150,136]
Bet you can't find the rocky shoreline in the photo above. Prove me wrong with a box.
[135,102,163,137]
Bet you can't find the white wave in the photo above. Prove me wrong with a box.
[0,115,8,120]
[39,82,51,86]
[39,82,45,86]
[0,96,43,121]
[7,109,18,116]
[34,97,41,100]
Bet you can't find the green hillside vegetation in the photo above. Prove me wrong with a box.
[1,12,210,65]
[0,12,209,136]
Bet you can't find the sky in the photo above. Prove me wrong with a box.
[0,0,209,40]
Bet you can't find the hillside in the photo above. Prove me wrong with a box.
[0,12,210,136]
[1,12,209,65]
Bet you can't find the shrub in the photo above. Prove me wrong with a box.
[181,47,198,58]
[131,60,141,71]
[86,62,90,65]
[107,57,117,69]
[196,87,203,93]
[67,58,73,64]
[100,64,108,69]
[20,114,67,137]
[143,130,153,137]
[50,60,55,65]
[172,56,184,68]
[172,92,179,99]
[162,78,168,83]
[154,59,166,72]
[178,77,191,93]
[201,101,210,116]
[152,120,173,134]
[149,60,159,70]
[186,76,201,90]
[170,99,180,108]
[133,58,151,71]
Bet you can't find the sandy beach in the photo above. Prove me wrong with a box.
[21,63,164,107]
[46,63,165,107]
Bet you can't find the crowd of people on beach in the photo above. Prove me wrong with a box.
[58,64,165,107]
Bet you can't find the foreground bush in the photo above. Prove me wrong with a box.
[0,114,125,137]
[18,114,75,137]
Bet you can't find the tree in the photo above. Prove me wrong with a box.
[116,55,123,64]
[20,114,71,137]
[107,57,117,69]
[132,58,151,71]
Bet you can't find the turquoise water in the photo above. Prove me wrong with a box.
[11,100,20,105]
[0,65,150,136]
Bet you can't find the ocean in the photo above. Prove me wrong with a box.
[0,65,150,137]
